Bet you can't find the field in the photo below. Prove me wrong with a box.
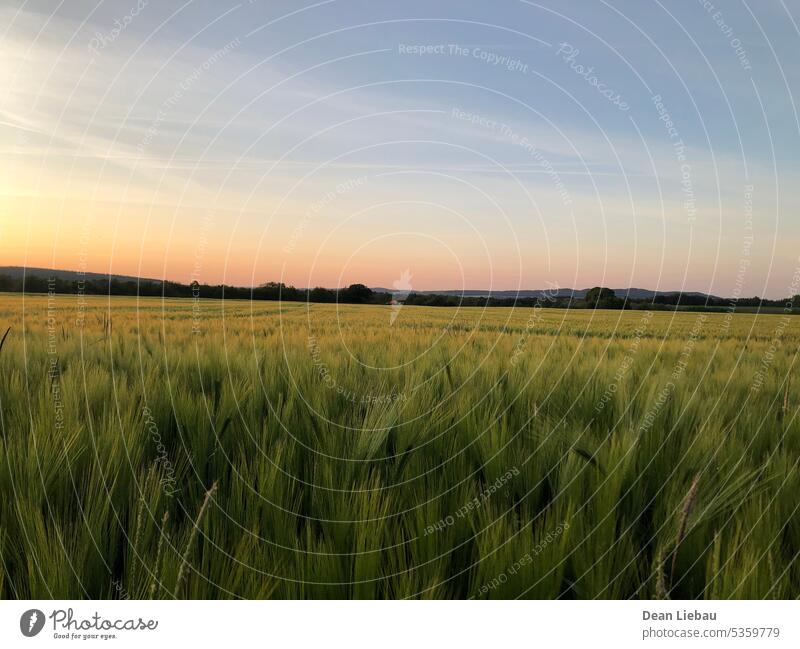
[0,292,797,599]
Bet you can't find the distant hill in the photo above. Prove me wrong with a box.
[0,266,161,284]
[371,287,718,300]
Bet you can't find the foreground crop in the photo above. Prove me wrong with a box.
[0,294,797,598]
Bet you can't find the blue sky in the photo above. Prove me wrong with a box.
[2,0,799,296]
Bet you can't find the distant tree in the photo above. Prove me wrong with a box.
[340,283,373,304]
[256,281,286,300]
[309,287,334,303]
[585,287,621,308]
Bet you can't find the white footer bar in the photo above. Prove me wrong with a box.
[1,600,796,648]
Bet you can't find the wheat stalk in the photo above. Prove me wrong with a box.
[133,497,145,549]
[173,482,218,598]
[670,473,701,590]
[149,510,169,598]
[654,548,668,600]
[781,378,790,423]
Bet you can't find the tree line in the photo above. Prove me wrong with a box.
[0,274,391,305]
[404,286,800,311]
[2,274,797,312]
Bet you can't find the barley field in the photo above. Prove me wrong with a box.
[0,292,797,599]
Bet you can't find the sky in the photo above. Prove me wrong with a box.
[1,0,799,297]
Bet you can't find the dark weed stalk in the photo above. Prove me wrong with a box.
[0,327,10,355]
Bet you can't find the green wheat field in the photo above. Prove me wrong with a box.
[0,293,797,599]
